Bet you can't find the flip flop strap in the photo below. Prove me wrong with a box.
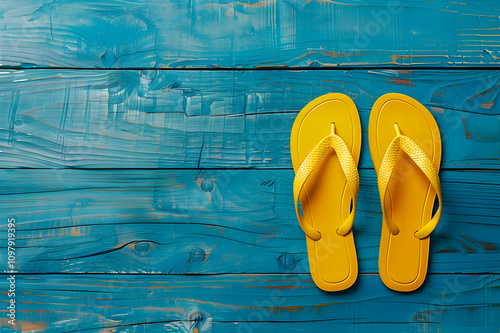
[293,125,359,241]
[378,124,442,240]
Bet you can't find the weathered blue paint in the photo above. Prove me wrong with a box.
[0,0,499,68]
[1,1,498,331]
[0,274,498,332]
[0,169,498,274]
[0,69,499,169]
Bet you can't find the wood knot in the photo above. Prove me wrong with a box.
[200,179,214,193]
[278,253,297,272]
[190,312,203,322]
[132,241,156,256]
[190,312,205,332]
[189,247,207,263]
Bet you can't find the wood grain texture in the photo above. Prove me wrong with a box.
[0,1,499,68]
[1,69,499,169]
[1,1,498,332]
[0,274,498,332]
[0,169,498,274]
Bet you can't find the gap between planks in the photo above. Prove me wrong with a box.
[2,66,500,71]
[0,273,497,276]
[0,167,495,171]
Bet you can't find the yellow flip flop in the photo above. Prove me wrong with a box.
[369,93,442,292]
[290,93,361,292]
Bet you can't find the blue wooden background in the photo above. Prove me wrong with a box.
[0,1,499,332]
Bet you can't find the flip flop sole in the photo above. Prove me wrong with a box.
[369,93,442,292]
[290,93,361,291]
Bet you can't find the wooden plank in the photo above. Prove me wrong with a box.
[0,69,499,169]
[0,274,498,332]
[0,1,499,68]
[0,169,498,274]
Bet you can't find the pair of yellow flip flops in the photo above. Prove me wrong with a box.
[291,93,442,292]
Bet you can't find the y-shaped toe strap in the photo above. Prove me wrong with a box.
[293,124,359,241]
[378,124,442,240]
